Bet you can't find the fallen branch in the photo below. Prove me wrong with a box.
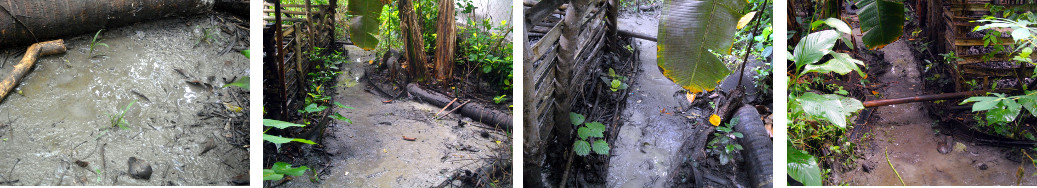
[406,84,511,130]
[885,147,906,186]
[434,98,459,117]
[617,29,657,42]
[0,39,66,103]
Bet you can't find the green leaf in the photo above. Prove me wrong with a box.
[793,30,840,68]
[574,140,591,156]
[802,52,865,77]
[1019,91,1037,117]
[263,119,306,129]
[577,127,593,140]
[240,50,250,58]
[796,92,864,128]
[658,0,746,93]
[263,134,316,145]
[570,112,585,126]
[225,76,250,90]
[986,98,1022,125]
[611,79,622,91]
[331,113,353,124]
[961,96,1000,112]
[347,0,384,50]
[334,102,355,109]
[857,0,905,49]
[303,103,328,113]
[263,169,284,181]
[822,17,852,35]
[788,140,822,186]
[271,162,309,177]
[592,139,610,155]
[584,122,607,138]
[1012,28,1032,42]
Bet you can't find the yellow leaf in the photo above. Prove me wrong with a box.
[685,93,696,103]
[383,149,387,153]
[223,102,243,113]
[872,91,879,95]
[736,11,757,29]
[709,114,721,126]
[495,140,501,145]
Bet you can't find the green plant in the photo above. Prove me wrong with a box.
[570,112,609,156]
[961,91,1037,127]
[788,139,821,186]
[708,118,743,165]
[108,99,137,130]
[458,16,513,92]
[263,161,310,181]
[89,29,108,56]
[224,76,250,90]
[493,95,507,104]
[262,119,316,151]
[600,68,629,92]
[657,0,747,93]
[196,25,218,46]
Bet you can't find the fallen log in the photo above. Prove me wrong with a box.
[732,105,773,188]
[862,89,1008,108]
[0,0,214,47]
[618,29,657,42]
[0,39,66,103]
[406,83,512,130]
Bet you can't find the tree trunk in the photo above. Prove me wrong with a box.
[399,0,427,82]
[0,0,213,47]
[554,0,586,173]
[433,0,455,82]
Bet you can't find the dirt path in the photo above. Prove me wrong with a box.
[0,15,249,186]
[280,46,506,187]
[607,13,697,188]
[841,38,1037,185]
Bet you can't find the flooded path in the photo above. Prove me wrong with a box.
[279,46,507,187]
[607,13,697,187]
[842,37,1036,186]
[0,15,249,186]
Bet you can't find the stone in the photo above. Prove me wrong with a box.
[127,157,153,180]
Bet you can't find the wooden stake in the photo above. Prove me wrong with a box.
[0,39,66,103]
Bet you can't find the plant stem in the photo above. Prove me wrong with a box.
[885,147,906,186]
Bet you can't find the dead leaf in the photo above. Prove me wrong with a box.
[709,114,721,126]
[686,93,696,103]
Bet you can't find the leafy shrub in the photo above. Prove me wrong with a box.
[570,112,609,156]
[708,118,743,165]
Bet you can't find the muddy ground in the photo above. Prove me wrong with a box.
[0,14,250,186]
[831,16,1037,186]
[270,45,510,187]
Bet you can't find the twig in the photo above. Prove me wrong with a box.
[736,0,768,88]
[435,98,458,117]
[885,147,905,186]
[444,100,471,116]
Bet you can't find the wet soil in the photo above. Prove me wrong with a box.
[271,45,510,187]
[0,14,250,186]
[837,30,1037,186]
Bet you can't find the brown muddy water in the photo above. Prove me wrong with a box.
[838,36,1037,186]
[274,45,508,187]
[0,15,249,186]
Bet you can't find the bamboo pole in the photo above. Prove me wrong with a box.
[0,39,67,103]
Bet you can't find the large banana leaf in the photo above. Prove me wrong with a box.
[347,0,384,50]
[857,0,904,50]
[658,0,747,93]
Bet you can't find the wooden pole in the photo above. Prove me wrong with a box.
[0,39,67,103]
[433,0,456,82]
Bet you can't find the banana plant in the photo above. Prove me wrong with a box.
[347,0,385,50]
[657,0,747,93]
[856,0,905,49]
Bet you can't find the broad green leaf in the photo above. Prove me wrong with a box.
[1012,28,1031,42]
[302,103,328,113]
[263,169,284,180]
[857,0,905,49]
[736,11,757,29]
[802,52,865,77]
[592,139,610,155]
[241,50,250,58]
[347,0,384,50]
[788,140,822,186]
[961,96,1000,112]
[796,92,864,128]
[570,112,585,126]
[263,119,306,129]
[577,127,593,140]
[585,122,606,138]
[986,99,1022,125]
[263,134,316,145]
[793,30,840,68]
[658,0,746,93]
[225,76,249,90]
[331,113,353,124]
[271,162,309,177]
[1020,91,1037,117]
[574,140,591,156]
[822,17,852,35]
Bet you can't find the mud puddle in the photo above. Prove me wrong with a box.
[0,15,249,186]
[841,37,1037,185]
[277,45,507,187]
[608,12,698,187]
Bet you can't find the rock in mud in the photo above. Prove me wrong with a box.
[862,162,875,173]
[937,135,952,154]
[199,137,217,155]
[127,157,153,180]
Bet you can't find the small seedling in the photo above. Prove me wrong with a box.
[708,118,743,165]
[109,99,137,130]
[493,95,507,104]
[89,29,108,56]
[570,112,609,156]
